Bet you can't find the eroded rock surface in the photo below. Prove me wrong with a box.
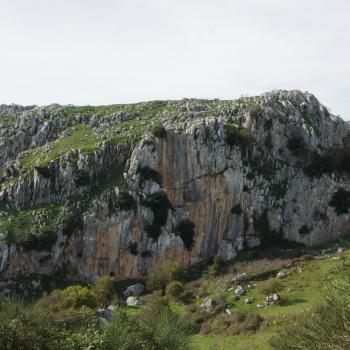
[1,91,350,283]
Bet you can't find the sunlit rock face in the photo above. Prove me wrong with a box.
[1,90,350,281]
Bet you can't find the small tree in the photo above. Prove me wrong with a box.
[147,261,183,292]
[93,276,115,307]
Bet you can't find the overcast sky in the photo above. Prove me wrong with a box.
[0,0,349,119]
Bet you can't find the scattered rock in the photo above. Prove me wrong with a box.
[276,271,286,279]
[225,308,232,315]
[232,272,247,283]
[256,304,265,308]
[266,293,279,304]
[245,297,254,304]
[201,298,214,313]
[234,286,245,297]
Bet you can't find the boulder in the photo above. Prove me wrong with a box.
[246,235,261,248]
[126,296,142,306]
[96,305,115,322]
[217,240,236,261]
[123,283,145,298]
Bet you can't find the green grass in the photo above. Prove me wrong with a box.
[193,333,272,350]
[0,204,62,243]
[20,124,100,171]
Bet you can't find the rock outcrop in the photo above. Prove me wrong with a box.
[1,90,350,284]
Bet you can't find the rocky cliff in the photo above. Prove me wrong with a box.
[1,90,350,284]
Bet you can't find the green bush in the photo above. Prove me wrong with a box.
[165,281,185,300]
[93,276,115,307]
[174,219,195,250]
[138,166,162,185]
[115,190,136,211]
[18,228,57,252]
[253,209,283,247]
[147,261,183,292]
[231,204,243,215]
[151,123,166,138]
[35,165,53,179]
[329,188,350,215]
[0,299,65,350]
[304,147,350,177]
[61,285,97,309]
[144,308,194,350]
[224,124,253,152]
[143,192,173,241]
[73,169,90,187]
[287,136,307,157]
[208,255,222,276]
[127,241,138,255]
[104,307,194,350]
[247,104,264,119]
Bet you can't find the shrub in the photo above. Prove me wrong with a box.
[0,299,65,350]
[61,285,96,309]
[73,169,90,187]
[304,147,350,177]
[144,221,162,241]
[258,278,283,295]
[174,219,195,250]
[165,281,185,300]
[104,306,194,350]
[35,165,53,179]
[143,192,173,241]
[247,104,264,119]
[103,309,154,350]
[93,276,115,307]
[253,210,283,247]
[128,241,138,255]
[144,308,195,350]
[18,229,57,252]
[231,204,243,215]
[151,123,166,138]
[298,225,312,235]
[147,261,183,292]
[115,190,136,211]
[208,255,222,276]
[329,189,350,215]
[138,166,162,185]
[224,124,253,150]
[287,136,308,157]
[224,124,238,146]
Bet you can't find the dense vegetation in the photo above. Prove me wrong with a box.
[2,237,350,349]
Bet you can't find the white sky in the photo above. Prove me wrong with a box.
[0,0,349,119]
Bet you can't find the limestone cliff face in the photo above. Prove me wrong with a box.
[1,91,350,283]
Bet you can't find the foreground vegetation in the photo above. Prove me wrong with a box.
[2,237,350,349]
